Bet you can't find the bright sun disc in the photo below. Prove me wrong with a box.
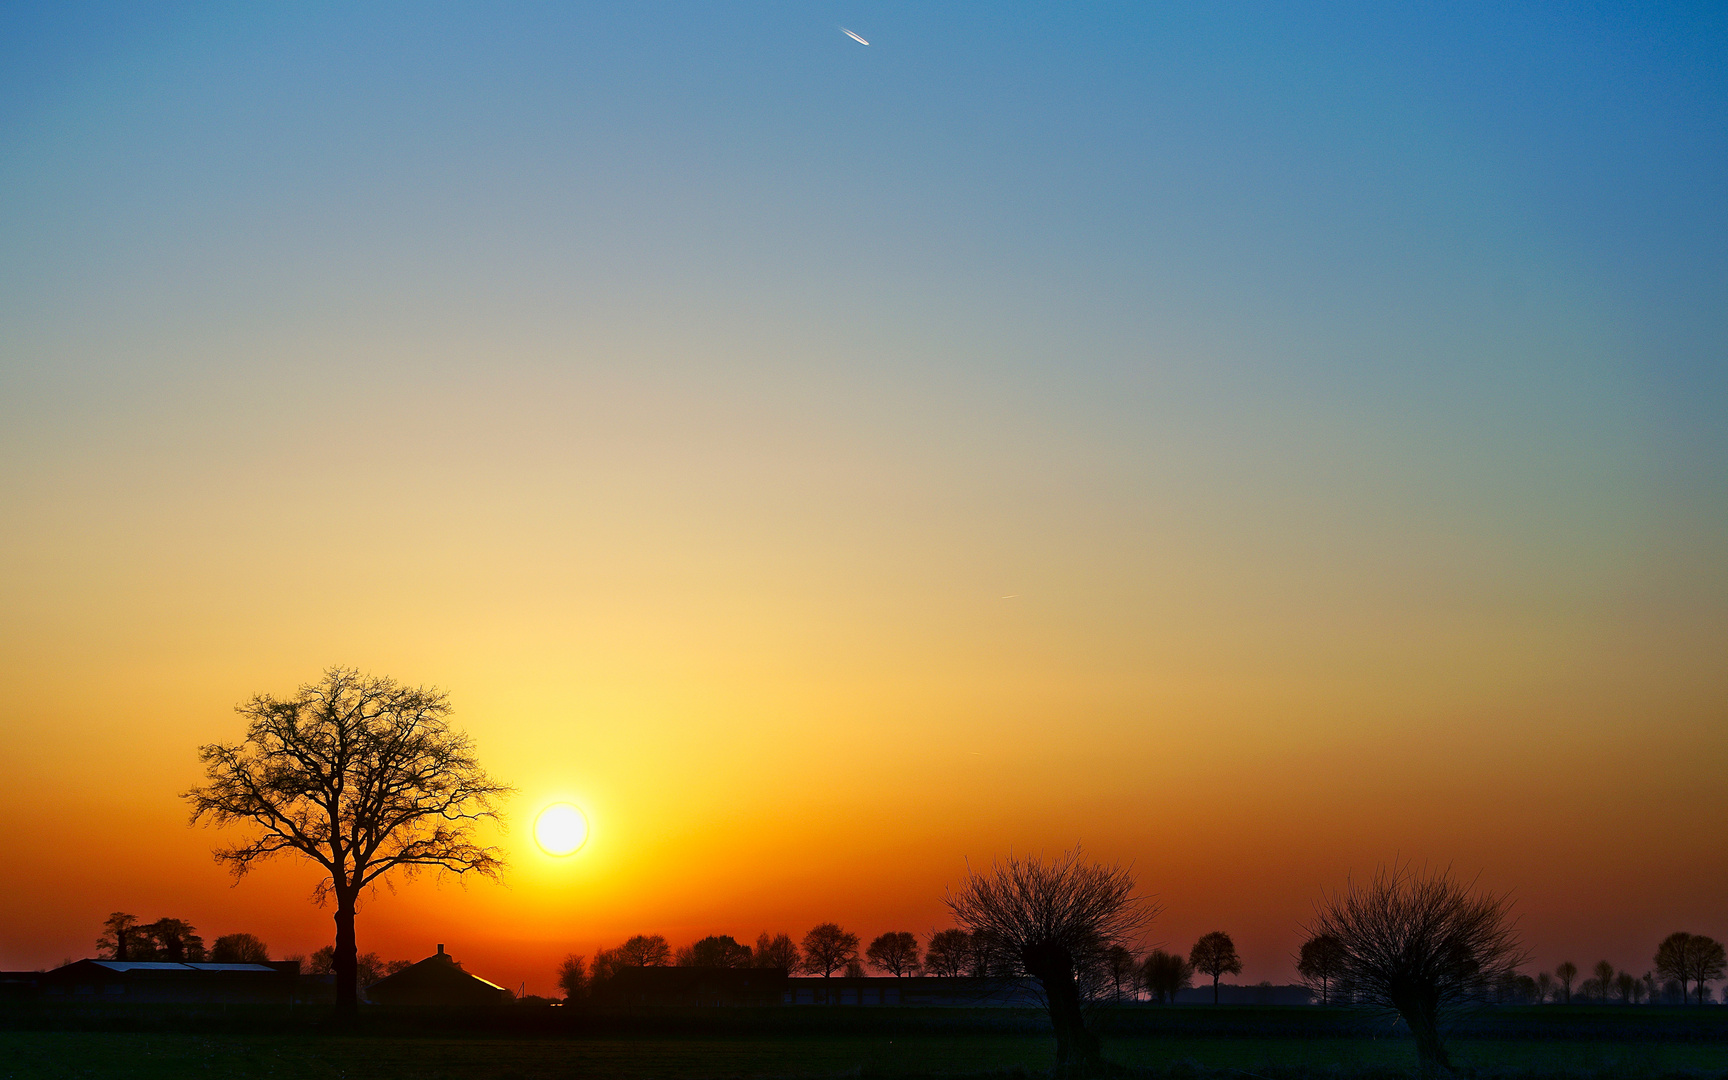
[533,802,588,857]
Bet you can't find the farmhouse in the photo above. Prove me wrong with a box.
[364,944,512,1007]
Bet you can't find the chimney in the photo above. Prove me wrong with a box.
[437,944,446,958]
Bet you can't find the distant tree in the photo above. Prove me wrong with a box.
[1592,961,1615,1002]
[589,948,620,984]
[184,667,512,1017]
[1614,971,1638,1004]
[387,959,412,975]
[556,954,587,1000]
[1555,961,1577,1004]
[96,913,140,961]
[676,935,752,968]
[1188,932,1241,1005]
[924,929,972,977]
[800,923,861,978]
[1534,971,1554,1003]
[1509,975,1540,1004]
[1296,933,1347,1005]
[1308,864,1524,1075]
[144,919,205,962]
[947,850,1153,1076]
[1534,967,1562,1002]
[752,932,800,972]
[614,934,672,968]
[309,946,336,975]
[967,929,999,977]
[1655,932,1727,1005]
[1140,949,1192,1004]
[1101,945,1137,1001]
[845,958,867,978]
[355,952,392,986]
[866,932,922,977]
[210,933,270,963]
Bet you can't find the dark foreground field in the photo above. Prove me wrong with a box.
[2,1008,1724,1079]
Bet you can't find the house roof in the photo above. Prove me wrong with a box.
[364,945,510,1001]
[83,961,279,974]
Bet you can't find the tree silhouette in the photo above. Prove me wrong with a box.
[924,929,972,977]
[752,932,799,972]
[1103,945,1138,1001]
[947,850,1153,1077]
[800,923,861,978]
[676,935,751,968]
[556,954,587,1001]
[866,932,922,977]
[143,919,204,962]
[1308,864,1524,1075]
[210,933,269,963]
[1592,961,1615,1002]
[1297,933,1347,1005]
[1140,949,1191,1004]
[1555,961,1577,1004]
[308,946,396,985]
[96,913,139,961]
[1613,971,1638,1004]
[184,666,512,1016]
[615,934,672,967]
[1189,932,1241,1004]
[1655,932,1727,1005]
[1533,971,1553,1003]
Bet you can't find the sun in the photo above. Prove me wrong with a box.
[533,802,589,857]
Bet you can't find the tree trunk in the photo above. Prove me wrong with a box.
[1212,973,1219,1004]
[1024,945,1102,1078]
[1400,1002,1452,1076]
[334,896,359,1018]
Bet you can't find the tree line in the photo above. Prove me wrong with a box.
[96,912,268,965]
[555,925,928,999]
[93,912,413,986]
[178,668,1726,1075]
[549,922,1725,1010]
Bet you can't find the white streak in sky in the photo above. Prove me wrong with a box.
[841,27,869,45]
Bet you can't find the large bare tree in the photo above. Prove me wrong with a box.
[184,667,512,1015]
[1308,864,1524,1076]
[947,850,1153,1077]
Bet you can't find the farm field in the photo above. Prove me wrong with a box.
[2,1030,1724,1080]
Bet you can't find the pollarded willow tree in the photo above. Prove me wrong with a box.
[947,850,1154,1077]
[184,667,513,1016]
[1308,864,1525,1076]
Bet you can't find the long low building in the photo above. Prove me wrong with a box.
[34,959,304,1004]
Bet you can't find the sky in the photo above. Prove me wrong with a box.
[1,2,1724,997]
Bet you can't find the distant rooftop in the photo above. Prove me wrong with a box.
[86,961,280,973]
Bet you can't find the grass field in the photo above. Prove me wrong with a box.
[2,1030,1725,1080]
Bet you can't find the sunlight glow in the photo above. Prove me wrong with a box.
[533,802,589,857]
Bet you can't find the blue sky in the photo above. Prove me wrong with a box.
[1,3,1724,986]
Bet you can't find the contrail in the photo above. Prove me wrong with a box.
[841,27,869,45]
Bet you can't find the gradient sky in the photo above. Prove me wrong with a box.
[2,2,1724,996]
